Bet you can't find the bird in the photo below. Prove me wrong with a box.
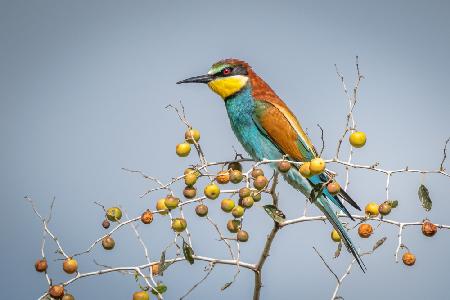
[176,58,365,271]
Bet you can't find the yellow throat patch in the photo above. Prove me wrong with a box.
[207,75,249,99]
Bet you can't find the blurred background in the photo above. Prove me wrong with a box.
[1,0,449,299]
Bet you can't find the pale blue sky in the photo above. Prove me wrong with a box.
[1,1,449,299]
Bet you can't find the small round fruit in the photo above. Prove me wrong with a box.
[184,168,200,177]
[378,202,392,216]
[238,187,251,199]
[349,131,367,148]
[133,290,150,300]
[221,198,235,212]
[204,183,220,200]
[422,220,437,237]
[227,219,241,233]
[327,182,341,195]
[141,210,154,224]
[184,173,198,186]
[62,294,75,300]
[156,198,169,215]
[102,236,115,250]
[253,175,268,190]
[216,171,230,184]
[151,263,160,276]
[241,196,254,208]
[35,259,48,272]
[195,204,208,217]
[251,191,262,202]
[102,219,110,229]
[171,218,187,232]
[309,158,326,175]
[228,162,242,172]
[185,128,200,144]
[365,202,379,217]
[237,230,249,242]
[106,207,122,222]
[183,186,197,199]
[277,161,291,173]
[230,170,243,184]
[232,206,245,218]
[331,229,341,242]
[402,252,416,266]
[48,285,65,299]
[358,223,373,238]
[164,196,180,210]
[176,142,191,157]
[63,258,78,274]
[299,162,312,178]
[251,168,264,178]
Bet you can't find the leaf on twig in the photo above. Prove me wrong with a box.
[151,283,167,295]
[263,205,286,224]
[388,200,398,208]
[372,237,387,252]
[334,242,342,258]
[221,281,232,291]
[183,240,195,265]
[159,250,166,276]
[418,184,432,211]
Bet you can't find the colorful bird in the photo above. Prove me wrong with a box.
[177,59,365,271]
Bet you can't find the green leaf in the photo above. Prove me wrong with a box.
[418,184,432,211]
[263,205,286,224]
[159,250,166,276]
[221,281,232,291]
[151,283,167,295]
[183,240,195,265]
[372,237,387,252]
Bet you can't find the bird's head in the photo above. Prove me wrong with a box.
[177,59,251,99]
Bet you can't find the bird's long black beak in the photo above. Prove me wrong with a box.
[176,74,214,84]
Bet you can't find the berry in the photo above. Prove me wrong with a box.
[331,229,341,242]
[253,175,268,190]
[241,196,254,208]
[251,168,264,178]
[141,210,154,224]
[402,252,416,266]
[230,170,243,184]
[183,186,197,199]
[48,285,64,299]
[151,263,160,276]
[378,202,392,216]
[358,223,373,238]
[238,187,251,199]
[204,183,220,199]
[251,191,262,202]
[365,202,379,217]
[164,196,180,210]
[102,236,115,250]
[237,230,249,242]
[185,128,200,144]
[231,206,245,218]
[63,258,78,274]
[133,291,150,300]
[195,204,208,217]
[422,220,437,237]
[309,158,326,175]
[299,162,312,178]
[216,171,230,184]
[277,161,291,173]
[176,142,191,157]
[327,182,341,195]
[228,162,242,172]
[349,131,367,148]
[184,173,198,186]
[156,198,169,215]
[227,219,241,233]
[35,259,48,272]
[106,207,122,222]
[221,198,235,212]
[62,294,75,300]
[171,218,187,232]
[102,219,110,229]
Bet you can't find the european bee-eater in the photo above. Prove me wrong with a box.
[177,59,365,271]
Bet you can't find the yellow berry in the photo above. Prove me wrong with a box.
[309,158,326,175]
[349,131,367,148]
[331,229,341,242]
[176,142,191,157]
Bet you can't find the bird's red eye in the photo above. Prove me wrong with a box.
[222,67,232,75]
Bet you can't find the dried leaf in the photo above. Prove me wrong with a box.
[263,205,286,224]
[334,242,342,258]
[418,184,432,211]
[158,250,166,276]
[372,237,387,252]
[221,281,232,291]
[388,200,398,208]
[183,240,195,265]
